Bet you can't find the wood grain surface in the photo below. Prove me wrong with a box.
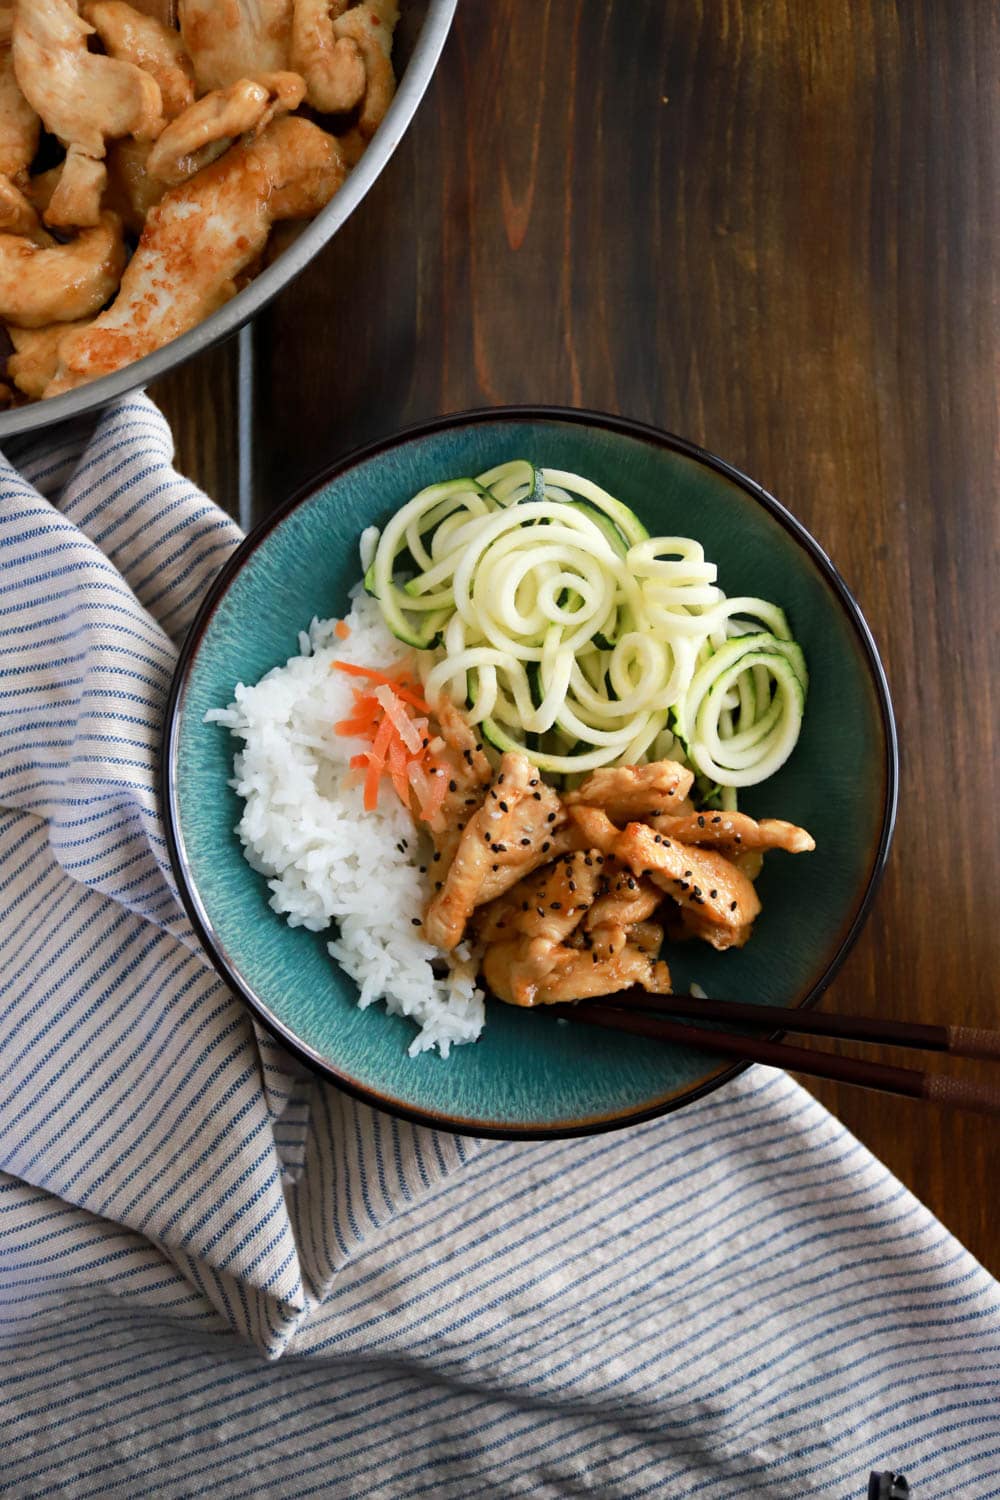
[151,0,999,1272]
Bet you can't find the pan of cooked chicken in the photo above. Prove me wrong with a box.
[0,0,456,433]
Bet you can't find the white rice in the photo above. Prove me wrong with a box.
[205,588,486,1057]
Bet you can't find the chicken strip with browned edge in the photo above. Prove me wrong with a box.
[420,698,493,877]
[568,804,762,939]
[423,752,566,951]
[479,852,671,1006]
[648,809,815,855]
[44,116,345,396]
[564,759,695,823]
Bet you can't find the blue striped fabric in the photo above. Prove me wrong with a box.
[0,397,997,1499]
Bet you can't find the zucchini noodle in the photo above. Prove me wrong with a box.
[364,463,808,798]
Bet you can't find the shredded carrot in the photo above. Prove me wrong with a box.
[333,658,448,818]
[334,620,351,640]
[331,660,430,713]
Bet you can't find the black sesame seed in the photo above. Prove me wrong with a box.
[698,815,706,828]
[499,801,509,812]
[627,878,636,890]
[683,869,692,878]
[693,886,702,897]
[522,902,530,912]
[419,866,426,874]
[730,900,738,911]
[712,815,722,824]
[532,791,542,801]
[662,839,672,848]
[497,773,505,784]
[496,844,507,853]
[432,851,441,861]
[546,812,556,823]
[592,952,599,964]
[735,834,742,844]
[550,902,561,910]
[584,857,593,866]
[541,842,550,853]
[709,889,718,899]
[448,780,457,793]
[491,863,498,872]
[529,778,539,787]
[520,837,531,846]
[568,881,576,892]
[411,917,421,926]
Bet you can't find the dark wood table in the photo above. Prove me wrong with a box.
[152,1,999,1274]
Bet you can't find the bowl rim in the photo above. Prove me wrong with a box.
[0,0,458,440]
[162,405,899,1139]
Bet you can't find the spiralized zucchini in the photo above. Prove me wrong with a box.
[364,462,807,799]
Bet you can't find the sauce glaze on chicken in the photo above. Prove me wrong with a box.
[421,749,815,1008]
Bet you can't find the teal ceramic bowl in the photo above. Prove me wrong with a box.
[163,409,897,1137]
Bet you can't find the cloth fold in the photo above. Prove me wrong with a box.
[0,397,997,1498]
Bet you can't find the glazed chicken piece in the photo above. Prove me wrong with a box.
[146,71,306,185]
[333,0,397,139]
[479,853,671,1006]
[582,859,662,932]
[0,3,39,231]
[44,116,345,395]
[104,137,166,233]
[564,759,695,824]
[423,752,567,951]
[567,804,761,942]
[13,0,164,229]
[614,819,762,936]
[420,698,493,873]
[82,0,196,120]
[290,0,365,113]
[6,318,93,397]
[178,0,293,92]
[0,212,125,327]
[648,809,814,855]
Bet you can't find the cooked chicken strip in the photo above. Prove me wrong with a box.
[669,906,753,953]
[104,137,166,233]
[6,317,93,398]
[82,0,196,120]
[566,805,761,935]
[0,213,125,328]
[424,752,566,951]
[421,698,493,872]
[583,860,662,932]
[481,856,670,1007]
[146,71,305,184]
[333,1,397,139]
[475,852,601,949]
[13,0,164,156]
[44,149,109,229]
[178,0,293,92]
[290,0,365,113]
[614,820,762,934]
[0,7,38,185]
[648,810,815,855]
[0,174,36,232]
[44,117,345,395]
[564,759,695,824]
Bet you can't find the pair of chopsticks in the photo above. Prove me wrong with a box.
[552,993,1000,1114]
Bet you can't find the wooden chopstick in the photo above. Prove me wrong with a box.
[551,1000,1000,1115]
[597,990,1000,1061]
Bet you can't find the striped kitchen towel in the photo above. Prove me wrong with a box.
[0,396,997,1500]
